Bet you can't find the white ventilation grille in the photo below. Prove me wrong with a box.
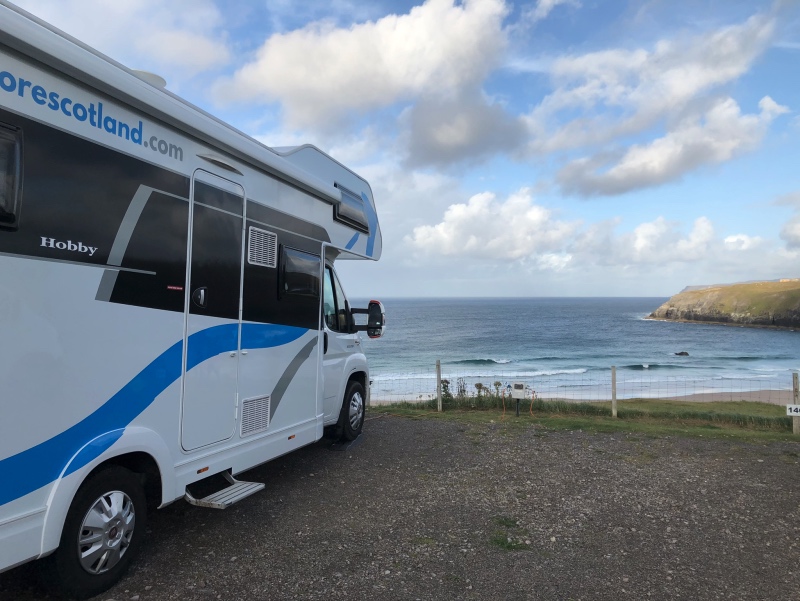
[241,395,271,436]
[248,227,278,268]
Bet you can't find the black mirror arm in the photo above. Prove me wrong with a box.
[344,300,355,333]
[350,307,372,334]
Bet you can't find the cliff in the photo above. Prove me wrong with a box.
[648,280,800,329]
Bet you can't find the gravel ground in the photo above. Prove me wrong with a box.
[2,415,800,601]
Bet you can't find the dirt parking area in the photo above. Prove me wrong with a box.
[2,415,800,601]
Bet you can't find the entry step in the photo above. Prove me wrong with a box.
[184,472,265,509]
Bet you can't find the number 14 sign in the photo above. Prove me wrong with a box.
[787,405,800,416]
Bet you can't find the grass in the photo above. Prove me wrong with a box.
[605,399,785,416]
[654,280,800,327]
[682,280,800,315]
[493,516,518,528]
[369,397,800,443]
[490,516,531,551]
[412,536,437,546]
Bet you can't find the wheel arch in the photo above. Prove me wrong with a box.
[341,351,368,397]
[348,369,367,392]
[40,427,174,556]
[342,367,368,413]
[337,372,367,441]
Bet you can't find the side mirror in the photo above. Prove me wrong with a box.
[351,300,386,339]
[366,300,386,339]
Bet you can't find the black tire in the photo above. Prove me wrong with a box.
[337,380,365,441]
[43,466,147,600]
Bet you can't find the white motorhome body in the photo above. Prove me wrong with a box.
[0,2,383,595]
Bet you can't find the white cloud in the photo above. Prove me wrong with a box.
[524,0,580,24]
[557,96,788,196]
[775,191,800,208]
[11,0,231,75]
[781,215,800,248]
[406,194,783,273]
[144,30,230,73]
[535,252,573,271]
[724,234,763,251]
[345,167,800,295]
[405,190,718,272]
[631,216,714,263]
[401,89,528,167]
[526,13,776,155]
[213,0,508,128]
[775,191,800,250]
[406,188,578,262]
[231,5,784,177]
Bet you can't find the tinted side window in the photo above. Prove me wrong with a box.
[280,247,320,298]
[0,122,23,230]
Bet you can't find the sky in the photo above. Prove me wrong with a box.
[10,0,800,297]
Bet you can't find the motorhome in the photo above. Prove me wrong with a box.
[0,2,385,597]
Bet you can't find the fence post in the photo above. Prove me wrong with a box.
[611,365,617,418]
[793,372,799,436]
[436,359,442,413]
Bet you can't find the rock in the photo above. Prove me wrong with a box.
[675,351,689,356]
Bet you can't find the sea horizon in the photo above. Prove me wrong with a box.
[357,297,798,403]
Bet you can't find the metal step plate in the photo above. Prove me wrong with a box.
[184,474,265,509]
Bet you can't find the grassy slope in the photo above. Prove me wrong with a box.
[649,280,800,326]
[371,398,800,443]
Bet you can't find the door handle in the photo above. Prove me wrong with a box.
[324,332,328,354]
[192,287,208,309]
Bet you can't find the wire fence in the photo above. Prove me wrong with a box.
[368,365,798,406]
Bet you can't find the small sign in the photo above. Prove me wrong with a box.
[511,382,527,400]
[787,405,800,416]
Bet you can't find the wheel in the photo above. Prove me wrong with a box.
[43,466,147,600]
[337,380,365,441]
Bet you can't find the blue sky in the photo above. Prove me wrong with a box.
[12,0,800,297]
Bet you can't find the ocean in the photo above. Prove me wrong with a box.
[356,298,799,403]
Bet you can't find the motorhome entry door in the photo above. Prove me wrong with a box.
[181,170,245,451]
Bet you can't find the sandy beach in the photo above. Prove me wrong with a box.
[660,389,796,405]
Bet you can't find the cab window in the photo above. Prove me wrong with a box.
[323,266,349,332]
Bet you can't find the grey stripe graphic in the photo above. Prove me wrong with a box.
[108,185,155,266]
[95,185,189,302]
[95,269,119,302]
[270,337,319,420]
[95,185,154,302]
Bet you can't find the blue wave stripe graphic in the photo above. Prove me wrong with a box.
[0,323,307,506]
[345,232,360,250]
[362,191,378,258]
[341,192,378,257]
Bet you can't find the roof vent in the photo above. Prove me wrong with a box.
[132,70,167,88]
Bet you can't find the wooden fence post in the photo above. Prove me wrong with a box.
[611,365,617,418]
[793,372,799,436]
[436,359,442,413]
